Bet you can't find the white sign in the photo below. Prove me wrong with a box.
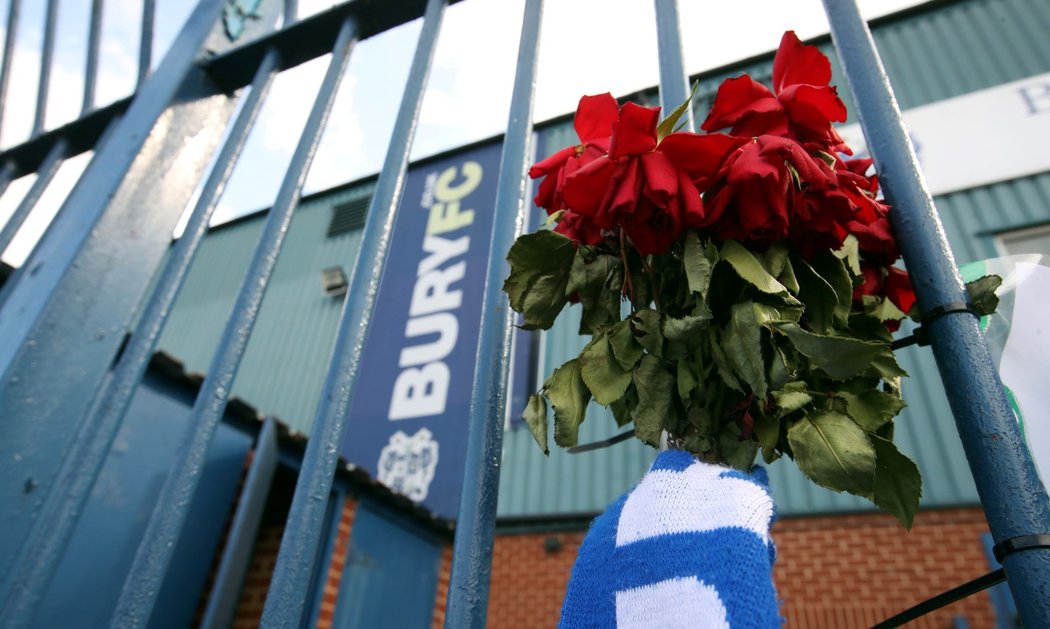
[838,71,1050,196]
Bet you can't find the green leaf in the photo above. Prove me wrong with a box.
[811,252,854,326]
[720,240,793,297]
[630,309,664,357]
[546,359,591,447]
[788,410,876,496]
[753,411,781,463]
[569,250,624,334]
[522,394,549,455]
[677,359,699,403]
[841,389,907,432]
[580,330,633,405]
[966,274,1002,317]
[656,81,699,142]
[504,230,576,329]
[778,257,800,294]
[791,253,837,334]
[861,295,906,326]
[632,355,675,446]
[662,313,712,343]
[611,385,638,427]
[760,242,791,279]
[708,327,743,392]
[752,301,803,326]
[608,320,644,371]
[777,323,907,380]
[834,234,862,276]
[871,435,922,528]
[683,232,716,297]
[772,385,813,418]
[718,423,759,471]
[722,302,768,399]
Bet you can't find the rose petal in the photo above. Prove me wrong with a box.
[574,93,620,144]
[701,75,777,132]
[609,102,659,158]
[773,31,832,92]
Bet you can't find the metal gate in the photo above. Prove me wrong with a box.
[0,0,1047,627]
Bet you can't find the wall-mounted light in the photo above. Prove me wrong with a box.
[321,266,348,297]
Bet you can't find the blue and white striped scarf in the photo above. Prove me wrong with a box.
[559,450,782,628]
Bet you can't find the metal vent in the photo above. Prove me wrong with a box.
[326,197,370,237]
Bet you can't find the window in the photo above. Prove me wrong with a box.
[996,223,1050,257]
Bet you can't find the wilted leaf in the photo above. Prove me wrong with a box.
[677,359,699,403]
[546,359,591,447]
[871,435,922,528]
[683,232,716,296]
[662,312,712,343]
[722,302,767,399]
[788,410,876,496]
[569,250,624,334]
[631,309,664,357]
[772,385,813,418]
[811,252,853,326]
[841,389,907,432]
[608,320,644,371]
[778,323,906,381]
[834,234,862,276]
[792,253,837,334]
[966,274,1002,317]
[718,423,759,471]
[580,330,633,405]
[504,230,576,329]
[523,394,549,455]
[632,355,675,446]
[720,240,795,298]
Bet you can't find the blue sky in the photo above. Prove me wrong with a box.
[0,0,921,265]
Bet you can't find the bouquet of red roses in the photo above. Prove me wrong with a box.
[503,32,996,528]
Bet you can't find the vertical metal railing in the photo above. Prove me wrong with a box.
[821,1,1050,625]
[0,0,241,622]
[32,0,59,137]
[112,14,359,629]
[0,37,284,629]
[443,0,543,625]
[0,0,20,135]
[261,0,448,623]
[82,0,104,114]
[138,0,156,86]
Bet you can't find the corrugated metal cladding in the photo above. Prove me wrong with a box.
[157,182,375,436]
[156,0,1050,518]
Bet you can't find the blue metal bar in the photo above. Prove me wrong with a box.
[201,417,280,629]
[0,50,280,628]
[112,17,358,628]
[821,2,1050,625]
[82,0,103,114]
[0,0,234,602]
[0,138,66,257]
[0,0,21,135]
[444,0,543,626]
[138,0,155,86]
[31,0,58,136]
[261,1,447,624]
[653,0,693,131]
[304,488,344,629]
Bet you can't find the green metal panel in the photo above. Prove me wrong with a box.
[157,182,375,434]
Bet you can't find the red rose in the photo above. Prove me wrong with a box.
[530,93,618,214]
[701,31,849,154]
[701,135,834,247]
[561,102,742,255]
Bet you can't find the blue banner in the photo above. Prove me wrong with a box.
[341,141,504,519]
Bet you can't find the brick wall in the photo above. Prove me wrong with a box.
[316,496,358,629]
[231,522,284,628]
[487,530,587,628]
[431,544,453,628]
[774,507,996,628]
[486,508,999,629]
